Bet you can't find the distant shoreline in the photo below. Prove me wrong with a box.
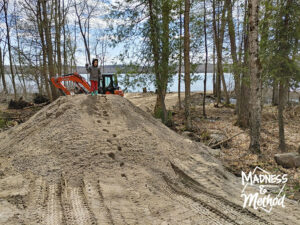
[3,64,219,74]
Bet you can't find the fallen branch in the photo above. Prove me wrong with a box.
[23,102,49,109]
[210,131,245,149]
[1,116,20,119]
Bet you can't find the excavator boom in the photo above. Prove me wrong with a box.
[51,73,92,95]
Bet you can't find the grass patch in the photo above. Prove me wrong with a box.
[154,107,173,126]
[0,118,6,128]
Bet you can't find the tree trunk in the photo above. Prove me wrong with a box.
[248,0,262,154]
[272,80,279,106]
[213,37,216,97]
[15,69,27,98]
[160,0,170,123]
[0,47,7,94]
[228,0,241,114]
[4,0,17,100]
[55,0,62,76]
[203,0,208,118]
[21,76,27,97]
[237,0,250,128]
[42,0,59,100]
[184,0,191,130]
[278,81,288,152]
[38,56,44,94]
[63,23,68,73]
[37,0,52,101]
[287,84,290,105]
[148,0,168,124]
[62,0,68,75]
[213,0,230,106]
[239,76,250,127]
[71,20,77,71]
[178,1,183,110]
[277,0,293,152]
[212,0,221,104]
[14,10,27,99]
[220,0,230,105]
[34,74,42,94]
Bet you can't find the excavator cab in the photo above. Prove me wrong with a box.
[98,74,124,96]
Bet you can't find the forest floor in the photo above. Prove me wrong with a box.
[126,92,300,201]
[0,103,44,132]
[0,93,299,224]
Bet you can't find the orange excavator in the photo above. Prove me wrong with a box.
[51,72,124,97]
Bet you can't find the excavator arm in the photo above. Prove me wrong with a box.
[51,72,92,95]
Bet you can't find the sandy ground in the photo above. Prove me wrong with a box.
[124,92,181,113]
[0,94,299,224]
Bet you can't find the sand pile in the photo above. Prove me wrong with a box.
[0,95,299,225]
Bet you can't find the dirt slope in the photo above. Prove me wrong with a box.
[0,94,299,225]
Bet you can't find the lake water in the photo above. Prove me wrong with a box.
[1,73,235,93]
[1,73,299,104]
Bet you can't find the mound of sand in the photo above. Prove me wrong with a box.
[0,95,299,224]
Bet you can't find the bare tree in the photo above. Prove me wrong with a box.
[237,0,250,128]
[227,0,241,115]
[178,0,183,110]
[41,0,59,100]
[13,1,27,98]
[0,46,7,93]
[54,0,62,76]
[212,0,230,106]
[62,0,68,75]
[36,0,52,100]
[74,0,98,65]
[184,0,191,129]
[94,33,108,73]
[203,0,208,118]
[248,0,262,153]
[3,0,17,99]
[277,0,294,152]
[212,34,216,97]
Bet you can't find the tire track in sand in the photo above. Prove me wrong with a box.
[82,178,114,225]
[44,183,64,225]
[61,186,96,224]
[168,162,271,225]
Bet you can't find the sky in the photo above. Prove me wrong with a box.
[61,0,125,66]
[0,0,128,66]
[0,0,246,67]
